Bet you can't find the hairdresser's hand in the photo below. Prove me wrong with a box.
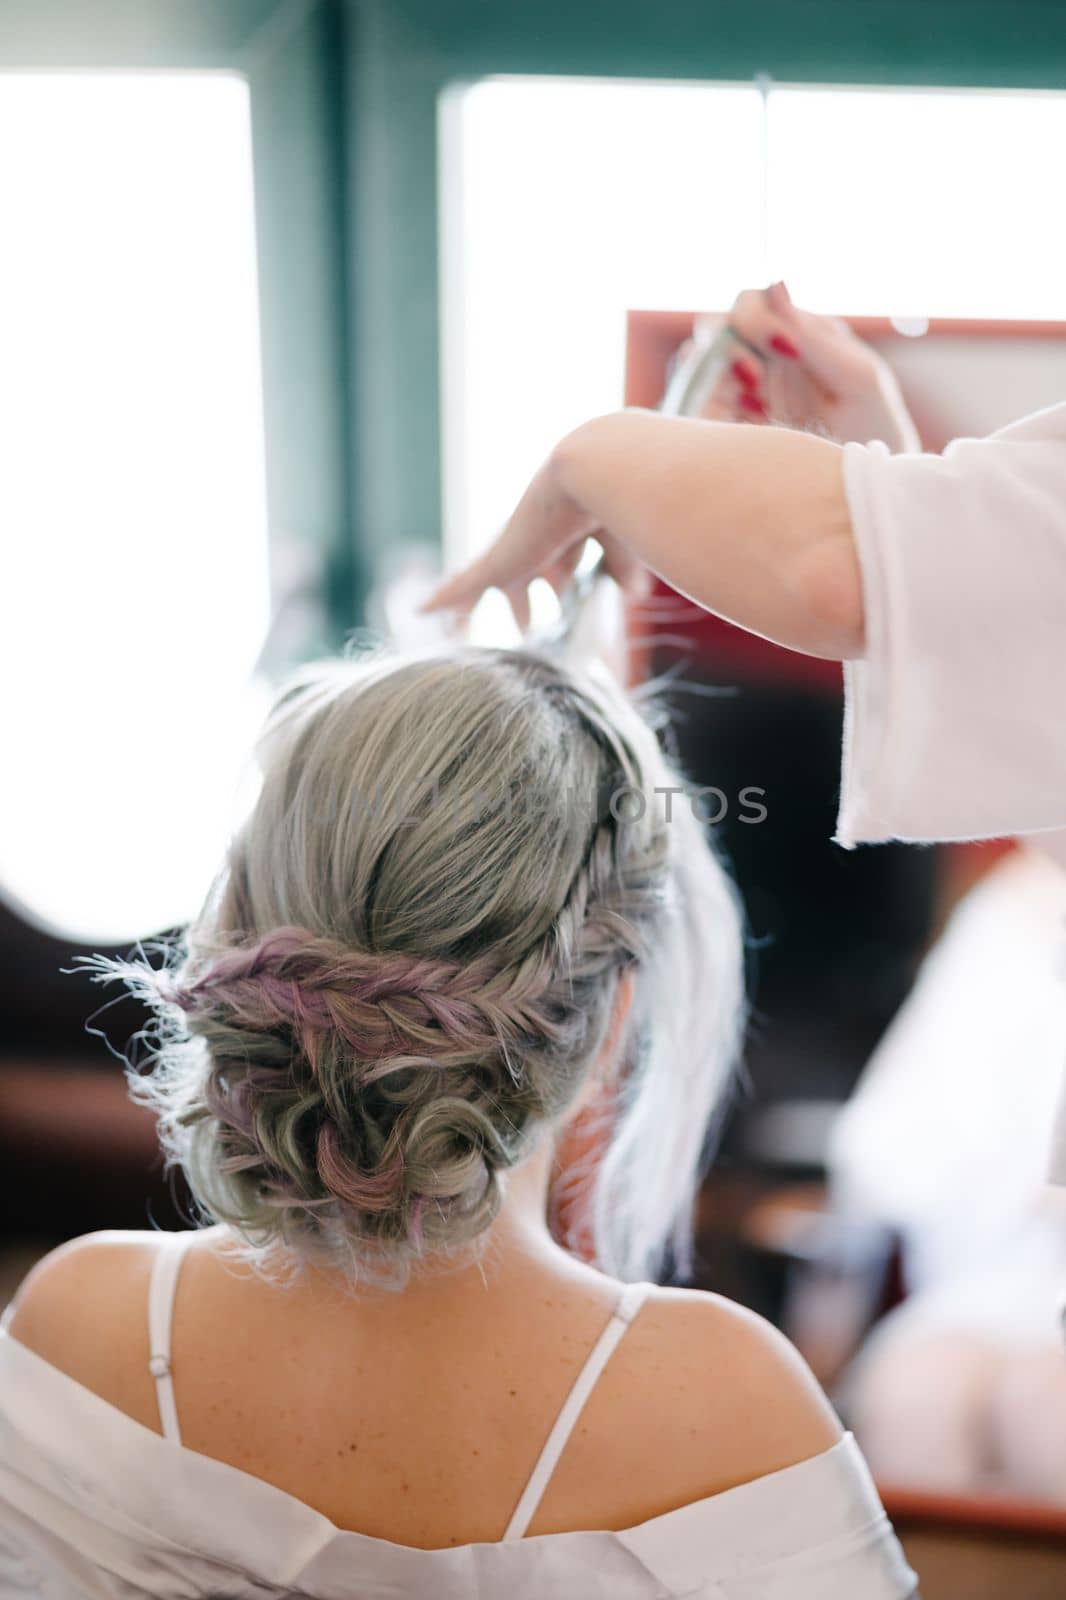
[422,450,651,631]
[706,283,920,454]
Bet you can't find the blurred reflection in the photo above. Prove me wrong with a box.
[832,848,1066,1501]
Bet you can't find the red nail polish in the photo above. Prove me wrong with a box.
[739,392,767,416]
[769,333,800,360]
[731,358,759,388]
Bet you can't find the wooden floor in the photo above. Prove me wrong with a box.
[898,1525,1066,1598]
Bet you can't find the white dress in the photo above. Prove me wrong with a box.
[0,1232,918,1599]
[834,401,1066,1176]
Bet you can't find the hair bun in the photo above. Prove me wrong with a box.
[141,925,578,1270]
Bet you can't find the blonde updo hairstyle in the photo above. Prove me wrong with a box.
[98,649,743,1286]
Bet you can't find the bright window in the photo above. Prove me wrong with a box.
[765,87,1066,319]
[0,73,271,944]
[442,79,1066,566]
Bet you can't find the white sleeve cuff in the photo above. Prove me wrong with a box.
[835,415,1066,849]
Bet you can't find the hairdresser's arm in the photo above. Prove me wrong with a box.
[427,410,864,660]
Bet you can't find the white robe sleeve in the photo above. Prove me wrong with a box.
[835,403,1066,849]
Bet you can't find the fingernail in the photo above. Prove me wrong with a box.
[739,393,767,416]
[769,333,800,360]
[731,358,759,388]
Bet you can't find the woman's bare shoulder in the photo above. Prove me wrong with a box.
[4,1228,220,1409]
[8,1229,151,1328]
[606,1283,843,1495]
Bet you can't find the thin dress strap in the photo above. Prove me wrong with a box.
[146,1230,196,1445]
[502,1281,651,1541]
